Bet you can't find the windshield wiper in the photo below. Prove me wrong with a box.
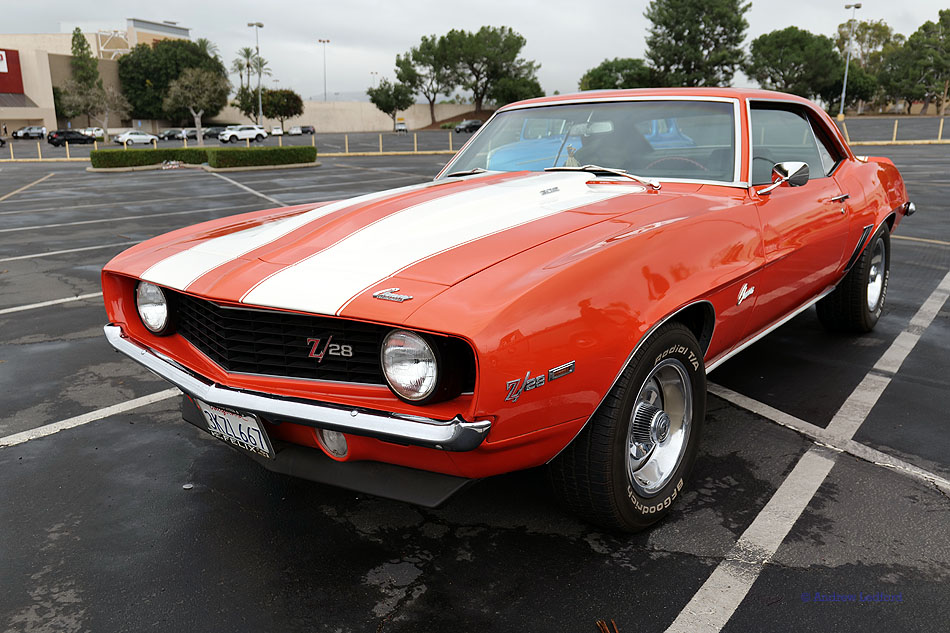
[444,167,488,178]
[545,164,661,190]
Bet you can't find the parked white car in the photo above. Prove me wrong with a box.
[114,131,159,145]
[80,127,105,138]
[287,126,302,136]
[218,125,268,143]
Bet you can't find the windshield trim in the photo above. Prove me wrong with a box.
[436,96,744,188]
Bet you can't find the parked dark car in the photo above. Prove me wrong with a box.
[203,126,226,139]
[47,130,95,147]
[158,128,183,140]
[454,119,482,133]
[301,125,315,134]
[177,128,199,140]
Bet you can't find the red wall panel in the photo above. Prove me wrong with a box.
[0,49,25,94]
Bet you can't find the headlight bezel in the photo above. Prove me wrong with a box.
[135,281,175,336]
[380,329,468,405]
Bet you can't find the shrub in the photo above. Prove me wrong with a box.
[440,121,459,129]
[89,148,208,168]
[89,146,317,169]
[206,146,317,168]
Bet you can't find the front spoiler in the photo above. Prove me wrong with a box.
[104,324,492,452]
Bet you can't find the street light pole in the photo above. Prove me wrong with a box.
[318,39,330,102]
[248,22,264,127]
[838,3,862,121]
[370,71,378,88]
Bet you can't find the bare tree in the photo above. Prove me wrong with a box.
[163,68,231,146]
[61,80,130,143]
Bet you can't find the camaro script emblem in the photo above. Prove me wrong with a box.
[373,288,413,303]
[737,283,755,306]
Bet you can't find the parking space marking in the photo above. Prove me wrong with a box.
[0,202,260,234]
[0,172,54,202]
[826,267,950,437]
[667,267,950,632]
[709,383,950,493]
[0,292,103,315]
[893,235,950,247]
[0,240,141,262]
[0,388,179,448]
[0,190,254,216]
[210,172,283,205]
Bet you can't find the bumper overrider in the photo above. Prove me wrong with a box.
[103,324,492,452]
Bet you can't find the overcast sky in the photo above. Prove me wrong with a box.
[3,1,947,101]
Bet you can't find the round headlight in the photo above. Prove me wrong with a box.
[136,282,171,334]
[381,329,438,402]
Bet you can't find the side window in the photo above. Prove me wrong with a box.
[749,106,823,185]
[808,116,843,176]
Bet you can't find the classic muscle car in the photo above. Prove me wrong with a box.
[102,88,912,531]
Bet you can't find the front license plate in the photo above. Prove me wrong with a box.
[195,399,274,459]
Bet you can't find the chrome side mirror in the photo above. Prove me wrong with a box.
[756,161,809,195]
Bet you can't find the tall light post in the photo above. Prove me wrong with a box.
[248,22,264,126]
[370,71,379,88]
[837,3,862,121]
[318,39,330,102]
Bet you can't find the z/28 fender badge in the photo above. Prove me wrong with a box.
[505,361,575,402]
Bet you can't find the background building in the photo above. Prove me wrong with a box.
[0,19,190,134]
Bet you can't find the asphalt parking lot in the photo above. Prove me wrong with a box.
[0,146,948,632]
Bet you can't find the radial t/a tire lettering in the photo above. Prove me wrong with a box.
[817,227,890,333]
[549,322,706,532]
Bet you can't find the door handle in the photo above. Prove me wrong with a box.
[831,193,850,202]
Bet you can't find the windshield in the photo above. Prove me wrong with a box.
[441,100,737,183]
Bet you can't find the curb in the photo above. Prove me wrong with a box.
[86,161,321,173]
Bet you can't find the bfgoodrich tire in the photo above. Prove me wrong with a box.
[549,322,706,532]
[817,227,890,333]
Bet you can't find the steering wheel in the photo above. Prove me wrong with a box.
[644,156,708,172]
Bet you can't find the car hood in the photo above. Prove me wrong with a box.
[116,171,675,317]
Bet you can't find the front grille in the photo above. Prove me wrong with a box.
[173,292,476,390]
[175,292,390,384]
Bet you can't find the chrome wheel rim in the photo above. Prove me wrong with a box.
[626,358,692,496]
[867,236,886,313]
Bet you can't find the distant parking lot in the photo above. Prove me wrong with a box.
[0,148,947,632]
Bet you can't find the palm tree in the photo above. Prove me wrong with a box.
[232,47,257,91]
[251,55,272,80]
[230,59,246,91]
[196,37,220,60]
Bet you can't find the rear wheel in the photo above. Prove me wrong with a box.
[255,134,263,142]
[549,323,706,532]
[817,227,889,332]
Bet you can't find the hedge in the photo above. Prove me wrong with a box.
[89,146,318,169]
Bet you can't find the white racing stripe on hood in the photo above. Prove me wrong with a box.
[242,172,627,315]
[140,181,436,290]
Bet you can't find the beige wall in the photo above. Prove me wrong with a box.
[210,101,474,133]
[0,47,56,131]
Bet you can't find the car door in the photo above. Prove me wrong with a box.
[744,102,849,332]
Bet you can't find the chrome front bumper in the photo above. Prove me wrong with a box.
[103,325,491,451]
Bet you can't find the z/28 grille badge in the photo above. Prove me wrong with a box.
[372,288,413,303]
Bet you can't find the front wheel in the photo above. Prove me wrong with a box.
[817,227,890,332]
[549,322,706,532]
[255,134,263,142]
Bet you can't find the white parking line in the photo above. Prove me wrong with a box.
[0,241,141,262]
[0,202,260,234]
[0,292,103,315]
[0,388,179,448]
[666,267,950,633]
[210,172,283,205]
[0,190,251,216]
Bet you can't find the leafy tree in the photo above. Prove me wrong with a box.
[262,88,304,129]
[70,28,100,89]
[746,27,843,99]
[443,26,540,112]
[488,73,543,107]
[118,39,227,120]
[52,86,80,121]
[396,35,456,125]
[367,78,415,130]
[878,11,950,115]
[61,81,130,142]
[819,64,877,113]
[195,38,220,60]
[163,68,230,146]
[644,0,751,86]
[579,58,654,90]
[232,86,259,122]
[835,19,902,74]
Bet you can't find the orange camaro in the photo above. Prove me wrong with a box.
[102,88,912,531]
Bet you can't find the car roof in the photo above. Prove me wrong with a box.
[500,87,816,111]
